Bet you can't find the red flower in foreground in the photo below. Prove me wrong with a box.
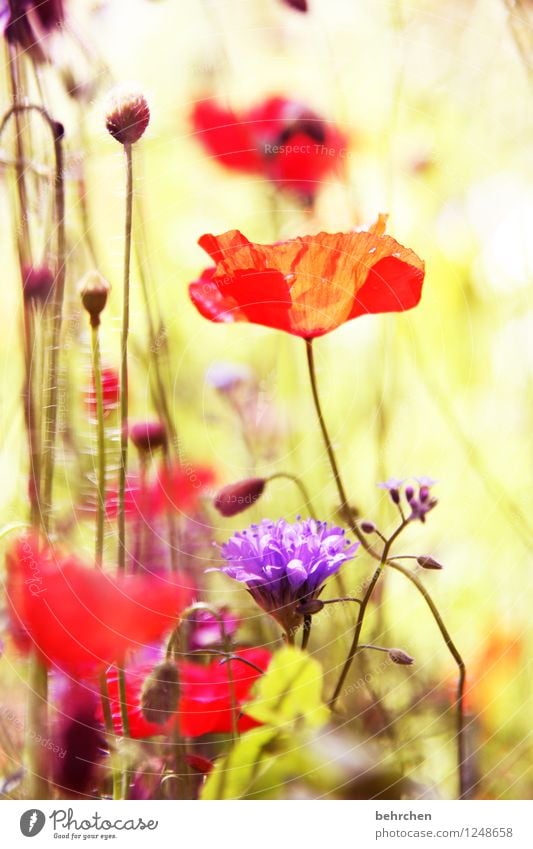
[191,96,347,202]
[190,218,425,339]
[103,648,271,738]
[85,366,120,416]
[105,462,215,521]
[5,535,191,673]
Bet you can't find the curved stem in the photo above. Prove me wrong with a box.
[305,339,354,521]
[329,520,407,709]
[117,143,133,571]
[267,472,317,519]
[387,559,468,799]
[91,324,106,567]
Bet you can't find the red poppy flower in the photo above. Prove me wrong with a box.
[103,648,272,738]
[191,96,347,202]
[5,535,191,674]
[189,218,425,339]
[85,366,120,416]
[105,462,215,521]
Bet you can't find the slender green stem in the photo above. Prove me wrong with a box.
[301,614,312,650]
[267,472,317,519]
[329,520,407,709]
[98,671,122,800]
[27,655,49,799]
[117,142,133,571]
[387,560,468,799]
[305,339,354,521]
[91,324,106,567]
[117,665,130,743]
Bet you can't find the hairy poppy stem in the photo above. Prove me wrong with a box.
[1,103,66,802]
[117,142,133,572]
[387,560,468,799]
[91,324,106,567]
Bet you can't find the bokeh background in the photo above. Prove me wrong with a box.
[0,0,532,799]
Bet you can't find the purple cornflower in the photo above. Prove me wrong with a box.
[217,518,359,634]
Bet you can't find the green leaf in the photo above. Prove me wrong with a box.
[201,727,283,800]
[243,646,329,729]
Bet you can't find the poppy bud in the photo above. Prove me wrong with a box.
[214,478,266,517]
[416,555,443,570]
[360,521,376,534]
[140,661,180,725]
[295,598,324,616]
[22,264,55,305]
[105,86,150,146]
[129,420,167,453]
[79,270,110,327]
[388,648,415,666]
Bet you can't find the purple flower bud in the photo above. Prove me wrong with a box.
[405,486,415,502]
[22,264,55,305]
[214,478,266,517]
[417,556,443,570]
[129,420,167,453]
[360,520,376,534]
[389,648,415,666]
[419,485,430,503]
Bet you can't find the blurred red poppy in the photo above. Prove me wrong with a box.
[105,462,215,521]
[5,535,191,673]
[85,366,120,416]
[189,218,425,339]
[191,96,347,203]
[103,647,272,738]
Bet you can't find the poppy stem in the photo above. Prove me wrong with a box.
[91,324,106,568]
[387,559,468,799]
[304,339,353,521]
[117,142,134,572]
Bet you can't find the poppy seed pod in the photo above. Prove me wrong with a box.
[105,86,150,146]
[214,478,266,517]
[129,420,167,453]
[140,661,180,725]
[388,648,415,666]
[79,270,111,327]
